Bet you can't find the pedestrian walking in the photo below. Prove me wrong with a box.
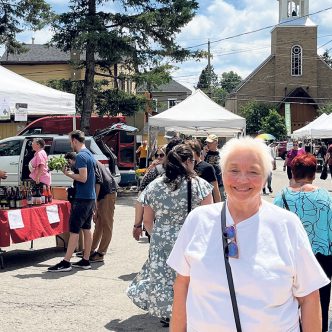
[127,144,213,327]
[283,141,305,181]
[136,140,148,168]
[186,139,221,202]
[167,136,329,332]
[274,153,332,332]
[325,142,332,180]
[204,134,224,199]
[48,130,96,272]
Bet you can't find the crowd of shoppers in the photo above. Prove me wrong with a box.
[31,129,330,331]
[128,135,331,331]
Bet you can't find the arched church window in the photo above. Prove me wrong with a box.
[291,45,302,76]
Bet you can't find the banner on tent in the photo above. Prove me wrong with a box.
[14,103,28,122]
[0,96,11,120]
[285,103,291,135]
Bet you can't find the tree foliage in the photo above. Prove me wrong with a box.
[51,0,203,133]
[318,102,332,115]
[0,0,52,54]
[46,78,146,116]
[240,101,286,139]
[219,71,242,93]
[321,49,332,68]
[260,110,287,139]
[196,68,242,106]
[196,65,219,91]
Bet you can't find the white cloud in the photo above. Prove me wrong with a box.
[173,1,332,87]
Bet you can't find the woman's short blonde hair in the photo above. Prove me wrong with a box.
[220,136,272,179]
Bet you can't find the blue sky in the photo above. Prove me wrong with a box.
[3,0,332,89]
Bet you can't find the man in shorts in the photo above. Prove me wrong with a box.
[48,130,96,272]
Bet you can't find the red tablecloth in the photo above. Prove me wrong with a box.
[0,200,71,247]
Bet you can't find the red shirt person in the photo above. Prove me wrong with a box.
[283,141,305,180]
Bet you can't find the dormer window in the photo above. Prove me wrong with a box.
[291,45,302,76]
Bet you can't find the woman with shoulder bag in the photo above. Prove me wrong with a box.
[274,153,332,332]
[127,144,213,327]
[168,137,329,332]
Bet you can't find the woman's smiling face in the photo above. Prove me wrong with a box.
[223,149,265,204]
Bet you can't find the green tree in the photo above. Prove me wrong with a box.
[240,101,272,135]
[210,87,228,106]
[321,49,332,68]
[196,65,219,91]
[219,71,242,93]
[0,0,52,54]
[260,110,287,139]
[318,102,332,115]
[51,0,203,134]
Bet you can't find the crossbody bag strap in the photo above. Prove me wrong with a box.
[281,190,290,211]
[187,179,192,214]
[221,203,242,332]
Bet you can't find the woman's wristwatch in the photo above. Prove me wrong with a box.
[133,224,142,229]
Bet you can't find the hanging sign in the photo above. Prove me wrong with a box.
[14,103,28,122]
[285,103,291,136]
[0,96,11,120]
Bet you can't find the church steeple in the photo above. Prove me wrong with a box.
[278,0,309,23]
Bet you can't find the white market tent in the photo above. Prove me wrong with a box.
[292,113,328,138]
[148,89,246,136]
[310,113,332,138]
[0,65,75,115]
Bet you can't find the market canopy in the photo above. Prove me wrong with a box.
[310,113,332,138]
[0,65,75,116]
[292,113,332,138]
[148,89,246,136]
[292,113,328,138]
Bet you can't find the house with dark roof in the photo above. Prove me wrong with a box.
[225,0,332,133]
[0,43,85,81]
[138,79,192,114]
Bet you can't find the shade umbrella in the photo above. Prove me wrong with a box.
[256,133,276,141]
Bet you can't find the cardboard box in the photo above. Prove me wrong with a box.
[52,187,68,200]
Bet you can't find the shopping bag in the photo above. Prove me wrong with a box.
[320,164,328,180]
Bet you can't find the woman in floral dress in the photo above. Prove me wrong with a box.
[127,144,213,326]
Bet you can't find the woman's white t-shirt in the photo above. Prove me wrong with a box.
[167,201,329,332]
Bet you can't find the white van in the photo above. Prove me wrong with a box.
[0,134,121,187]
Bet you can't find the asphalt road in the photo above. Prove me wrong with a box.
[0,158,331,331]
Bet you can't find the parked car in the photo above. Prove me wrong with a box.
[0,134,120,187]
[18,116,137,169]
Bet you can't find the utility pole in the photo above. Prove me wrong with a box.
[207,39,211,97]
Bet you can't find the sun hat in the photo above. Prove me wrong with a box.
[205,134,218,143]
[164,130,177,139]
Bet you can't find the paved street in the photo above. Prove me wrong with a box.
[0,159,331,331]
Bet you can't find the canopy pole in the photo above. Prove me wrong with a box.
[72,112,76,131]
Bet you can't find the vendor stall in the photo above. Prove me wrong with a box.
[0,199,71,268]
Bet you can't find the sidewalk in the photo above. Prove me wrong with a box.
[0,158,331,331]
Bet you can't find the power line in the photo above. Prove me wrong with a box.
[184,6,332,50]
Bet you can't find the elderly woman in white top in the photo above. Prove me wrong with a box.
[167,136,329,332]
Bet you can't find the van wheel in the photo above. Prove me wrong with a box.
[281,152,287,160]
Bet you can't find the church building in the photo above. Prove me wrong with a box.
[225,0,332,133]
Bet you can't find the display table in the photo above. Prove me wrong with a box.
[0,200,71,248]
